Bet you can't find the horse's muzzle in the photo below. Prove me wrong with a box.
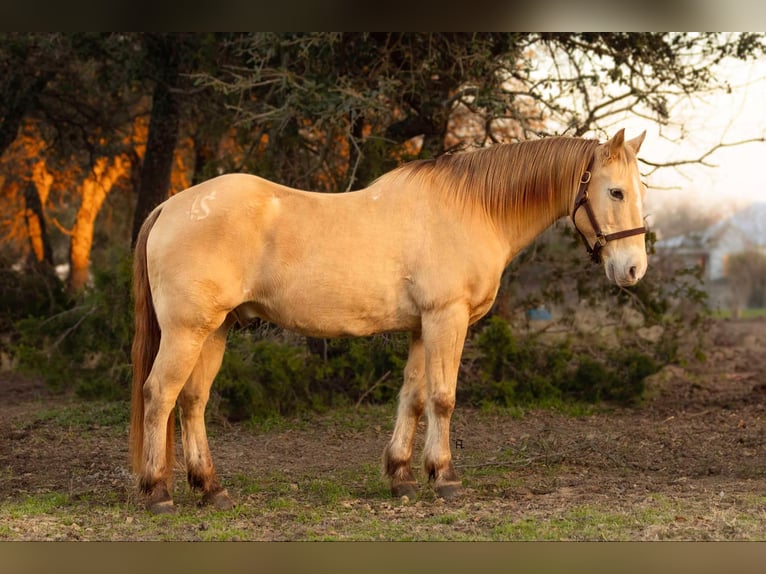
[606,257,646,287]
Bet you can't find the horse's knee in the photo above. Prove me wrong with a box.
[428,391,455,418]
[401,392,424,419]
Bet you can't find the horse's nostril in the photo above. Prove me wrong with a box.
[629,266,637,280]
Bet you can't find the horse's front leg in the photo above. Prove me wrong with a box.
[421,306,469,499]
[383,332,426,498]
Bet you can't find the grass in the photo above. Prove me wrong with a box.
[4,395,766,541]
[4,473,766,541]
[712,307,766,319]
[3,493,70,519]
[26,400,129,430]
[490,504,668,541]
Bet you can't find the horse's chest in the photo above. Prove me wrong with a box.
[466,283,501,324]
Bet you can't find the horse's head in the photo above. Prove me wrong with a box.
[572,129,648,287]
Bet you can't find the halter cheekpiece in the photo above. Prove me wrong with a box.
[571,155,646,263]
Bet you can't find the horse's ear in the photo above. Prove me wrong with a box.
[626,131,646,155]
[606,128,626,157]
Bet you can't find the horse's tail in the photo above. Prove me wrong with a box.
[129,206,170,477]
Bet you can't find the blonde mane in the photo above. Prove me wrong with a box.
[391,137,601,224]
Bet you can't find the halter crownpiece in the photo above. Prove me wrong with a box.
[571,155,647,264]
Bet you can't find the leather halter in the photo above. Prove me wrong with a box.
[571,156,647,263]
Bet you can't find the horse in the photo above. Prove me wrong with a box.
[129,128,648,513]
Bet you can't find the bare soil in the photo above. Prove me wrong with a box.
[1,317,766,540]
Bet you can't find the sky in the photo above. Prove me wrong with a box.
[618,56,766,223]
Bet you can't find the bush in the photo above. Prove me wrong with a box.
[216,336,313,421]
[12,254,134,400]
[464,315,659,409]
[465,316,566,407]
[214,330,407,422]
[0,257,68,332]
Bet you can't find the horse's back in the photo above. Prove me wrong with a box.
[145,174,424,335]
[144,172,508,337]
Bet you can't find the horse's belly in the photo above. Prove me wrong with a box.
[241,287,419,337]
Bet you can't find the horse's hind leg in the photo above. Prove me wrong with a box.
[383,333,425,499]
[178,317,235,510]
[140,328,208,513]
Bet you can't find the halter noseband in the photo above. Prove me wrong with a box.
[571,156,647,263]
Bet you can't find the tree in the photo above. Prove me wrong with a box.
[0,33,146,291]
[201,33,765,192]
[131,33,245,244]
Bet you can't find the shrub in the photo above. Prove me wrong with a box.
[213,329,408,421]
[0,258,68,332]
[465,315,660,408]
[216,335,313,421]
[466,316,569,407]
[12,254,134,400]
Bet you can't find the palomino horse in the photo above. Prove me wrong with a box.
[130,128,648,513]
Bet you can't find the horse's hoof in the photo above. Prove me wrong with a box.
[146,482,175,514]
[433,481,463,500]
[148,499,176,514]
[202,488,235,510]
[391,481,418,500]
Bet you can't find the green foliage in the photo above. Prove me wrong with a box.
[468,316,568,407]
[12,253,134,400]
[213,330,407,422]
[216,336,313,421]
[566,350,657,405]
[465,316,659,409]
[0,258,68,332]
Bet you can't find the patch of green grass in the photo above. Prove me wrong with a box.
[29,401,128,430]
[336,463,389,500]
[267,496,297,511]
[474,400,603,422]
[231,403,396,437]
[4,493,69,518]
[713,308,766,319]
[432,510,467,526]
[229,473,266,496]
[305,478,351,505]
[490,503,670,541]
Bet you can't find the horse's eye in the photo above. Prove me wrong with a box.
[609,188,625,201]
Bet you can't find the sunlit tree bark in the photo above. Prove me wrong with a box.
[69,156,129,292]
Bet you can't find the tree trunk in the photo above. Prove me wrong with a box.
[22,182,53,267]
[69,156,129,293]
[131,35,182,246]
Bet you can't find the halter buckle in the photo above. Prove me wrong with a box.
[580,171,592,185]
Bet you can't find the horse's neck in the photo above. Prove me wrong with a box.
[500,169,578,266]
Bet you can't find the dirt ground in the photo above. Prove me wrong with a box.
[1,317,766,540]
